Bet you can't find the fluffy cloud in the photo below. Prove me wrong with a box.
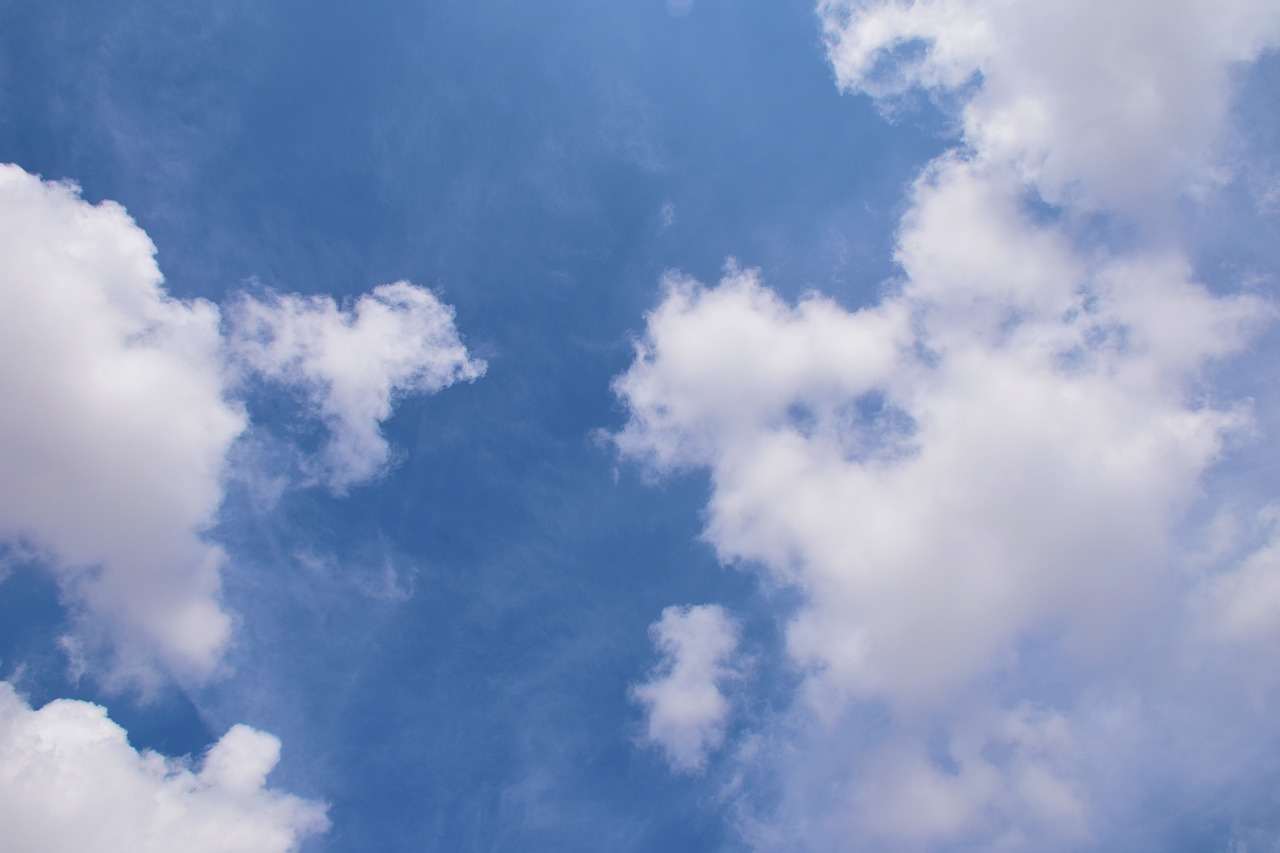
[618,229,1258,710]
[0,164,245,684]
[819,0,1280,209]
[0,163,483,685]
[0,682,327,853]
[631,604,741,773]
[616,0,1280,846]
[228,284,485,492]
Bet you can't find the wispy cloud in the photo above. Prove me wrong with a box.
[631,604,741,774]
[228,283,486,493]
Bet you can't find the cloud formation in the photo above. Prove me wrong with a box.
[229,283,486,492]
[820,0,1280,210]
[0,682,327,853]
[617,0,1280,847]
[0,164,245,684]
[618,233,1260,710]
[0,163,483,686]
[631,604,741,774]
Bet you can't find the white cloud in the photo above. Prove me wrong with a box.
[0,163,484,686]
[617,216,1259,710]
[1193,508,1280,649]
[0,164,245,684]
[228,283,486,492]
[819,0,1280,210]
[0,681,327,853]
[851,705,1086,849]
[631,604,741,774]
[616,0,1280,846]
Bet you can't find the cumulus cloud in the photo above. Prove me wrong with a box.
[0,163,483,685]
[0,681,327,853]
[819,0,1280,210]
[617,237,1258,710]
[228,283,486,492]
[616,0,1280,846]
[631,604,741,773]
[0,164,245,684]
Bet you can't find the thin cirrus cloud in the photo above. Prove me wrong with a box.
[615,0,1280,847]
[630,604,741,774]
[0,682,328,853]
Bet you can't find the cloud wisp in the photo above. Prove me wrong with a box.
[631,604,742,774]
[0,161,490,849]
[229,284,486,493]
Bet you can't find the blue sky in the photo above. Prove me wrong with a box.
[2,1,1280,851]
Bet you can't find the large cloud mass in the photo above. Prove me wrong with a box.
[618,239,1259,710]
[617,0,1280,847]
[0,682,327,853]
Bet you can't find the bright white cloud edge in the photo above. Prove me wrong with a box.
[228,283,485,493]
[0,164,244,685]
[0,682,327,853]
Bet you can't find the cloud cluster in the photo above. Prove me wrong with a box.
[617,0,1280,847]
[0,163,484,849]
[0,164,245,683]
[0,682,327,853]
[0,164,483,685]
[618,235,1259,711]
[631,604,741,773]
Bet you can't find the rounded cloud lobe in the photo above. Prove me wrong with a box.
[0,682,327,853]
[820,0,1280,209]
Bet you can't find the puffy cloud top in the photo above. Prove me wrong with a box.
[0,682,328,853]
[229,282,486,492]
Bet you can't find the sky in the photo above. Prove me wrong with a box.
[1,0,1280,850]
